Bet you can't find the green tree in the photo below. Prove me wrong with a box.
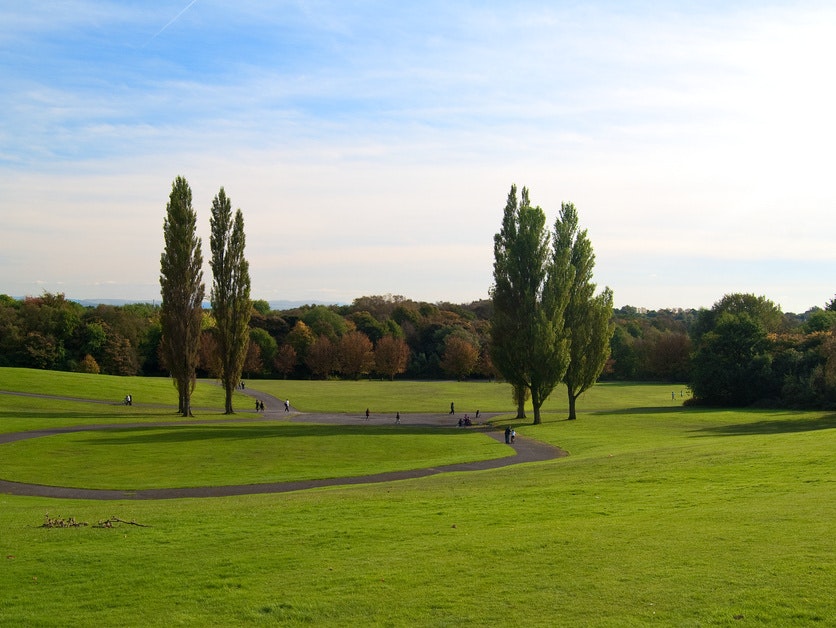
[690,312,773,405]
[248,327,277,377]
[159,176,205,416]
[302,305,348,341]
[490,185,570,424]
[209,187,252,414]
[252,299,271,316]
[555,202,614,420]
[693,293,784,341]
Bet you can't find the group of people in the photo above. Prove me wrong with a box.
[504,426,516,444]
[254,399,265,412]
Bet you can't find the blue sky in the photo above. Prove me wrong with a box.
[1,1,834,312]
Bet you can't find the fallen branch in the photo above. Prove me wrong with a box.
[94,517,150,528]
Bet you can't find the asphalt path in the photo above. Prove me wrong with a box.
[0,388,566,500]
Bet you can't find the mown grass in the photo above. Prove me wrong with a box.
[247,377,686,416]
[1,367,834,626]
[0,422,508,489]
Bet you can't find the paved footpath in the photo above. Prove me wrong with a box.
[0,388,566,500]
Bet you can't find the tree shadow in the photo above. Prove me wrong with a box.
[592,406,695,416]
[73,423,472,446]
[690,412,836,437]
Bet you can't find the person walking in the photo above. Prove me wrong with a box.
[284,400,290,412]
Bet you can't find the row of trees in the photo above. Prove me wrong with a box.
[688,294,836,407]
[159,177,251,416]
[0,293,836,405]
[3,174,834,413]
[490,186,613,423]
[3,290,834,409]
[239,297,494,382]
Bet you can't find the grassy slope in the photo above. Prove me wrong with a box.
[1,368,834,626]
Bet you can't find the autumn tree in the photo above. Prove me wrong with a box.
[198,330,221,378]
[76,354,100,374]
[243,340,263,378]
[306,335,337,378]
[338,330,375,379]
[274,344,297,379]
[375,335,410,380]
[440,335,479,381]
[209,187,252,414]
[159,176,204,416]
[286,320,315,363]
[490,185,570,424]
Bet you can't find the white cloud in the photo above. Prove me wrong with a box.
[1,2,834,311]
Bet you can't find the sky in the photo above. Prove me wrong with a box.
[1,1,834,313]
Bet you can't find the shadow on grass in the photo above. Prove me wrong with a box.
[592,405,694,416]
[0,409,179,421]
[72,423,468,446]
[691,412,836,436]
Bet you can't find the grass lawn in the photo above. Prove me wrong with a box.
[1,368,834,626]
[244,378,688,415]
[0,422,508,489]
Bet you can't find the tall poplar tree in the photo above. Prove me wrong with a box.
[160,176,204,417]
[209,187,252,414]
[491,185,570,424]
[555,202,614,420]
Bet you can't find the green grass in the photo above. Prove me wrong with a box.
[0,423,508,489]
[1,367,834,626]
[0,366,244,408]
[245,378,688,415]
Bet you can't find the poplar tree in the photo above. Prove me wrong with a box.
[555,202,614,420]
[160,176,204,417]
[491,185,570,424]
[209,187,252,414]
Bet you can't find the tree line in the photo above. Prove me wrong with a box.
[2,177,834,413]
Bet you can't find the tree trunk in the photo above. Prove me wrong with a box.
[224,385,234,414]
[516,396,526,419]
[567,389,577,420]
[531,388,542,425]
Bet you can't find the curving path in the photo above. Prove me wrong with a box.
[0,388,566,500]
